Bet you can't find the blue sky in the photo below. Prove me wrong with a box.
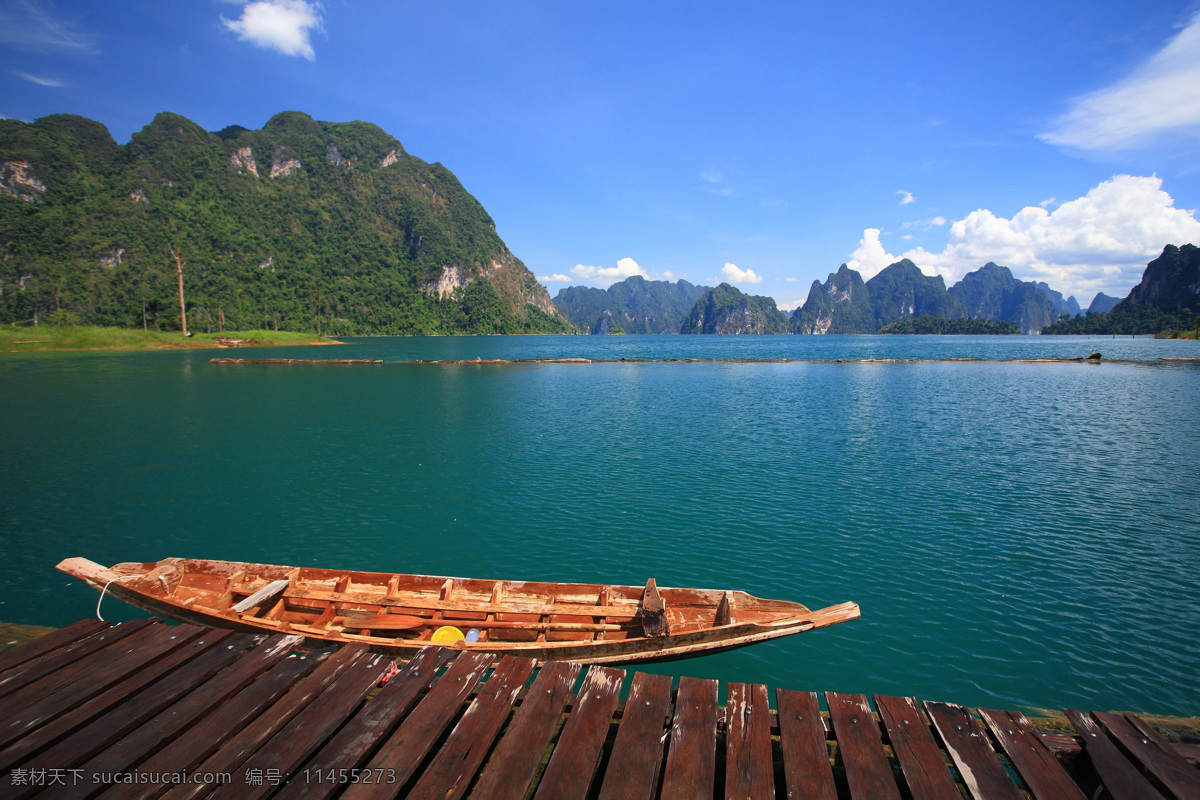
[3,1,1199,309]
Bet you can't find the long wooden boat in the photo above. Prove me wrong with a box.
[55,557,859,665]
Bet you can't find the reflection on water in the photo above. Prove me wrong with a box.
[1,337,1198,715]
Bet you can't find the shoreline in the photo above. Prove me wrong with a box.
[0,326,341,353]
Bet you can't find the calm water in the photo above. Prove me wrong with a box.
[2,334,1199,715]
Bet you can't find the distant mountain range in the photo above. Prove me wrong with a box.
[793,259,1081,334]
[553,276,708,333]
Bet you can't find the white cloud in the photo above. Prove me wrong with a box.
[570,257,647,288]
[1041,11,1200,151]
[16,71,65,87]
[221,0,323,60]
[721,263,762,284]
[700,169,723,184]
[1039,197,1057,208]
[777,298,805,312]
[851,175,1200,300]
[538,274,571,283]
[663,270,676,279]
[784,276,797,281]
[897,190,915,205]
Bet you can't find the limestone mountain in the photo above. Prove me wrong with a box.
[1087,293,1121,314]
[949,263,1076,334]
[680,283,790,334]
[866,259,965,329]
[1043,245,1199,334]
[0,111,572,334]
[553,275,709,334]
[792,264,875,334]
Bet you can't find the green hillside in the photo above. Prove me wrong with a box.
[0,111,573,335]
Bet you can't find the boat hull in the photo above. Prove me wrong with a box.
[56,556,859,665]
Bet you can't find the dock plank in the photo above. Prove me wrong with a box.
[1093,711,1200,800]
[207,652,388,800]
[161,643,367,800]
[99,651,326,800]
[0,620,109,675]
[596,672,674,800]
[874,695,960,800]
[659,676,719,800]
[0,626,214,771]
[776,689,836,800]
[4,631,252,800]
[404,654,538,800]
[533,665,625,800]
[340,650,496,799]
[1064,709,1165,800]
[0,619,160,708]
[924,701,1024,800]
[270,646,454,800]
[826,692,900,800]
[471,660,583,799]
[978,708,1087,800]
[725,682,773,800]
[73,635,301,798]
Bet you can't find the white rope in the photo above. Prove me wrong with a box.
[96,575,136,621]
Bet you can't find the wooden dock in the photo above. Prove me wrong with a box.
[0,619,1197,799]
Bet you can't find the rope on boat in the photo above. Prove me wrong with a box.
[96,575,136,621]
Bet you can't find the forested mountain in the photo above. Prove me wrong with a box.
[680,283,790,334]
[948,263,1076,334]
[792,264,874,334]
[553,275,709,333]
[1043,244,1199,334]
[866,259,965,329]
[0,111,573,334]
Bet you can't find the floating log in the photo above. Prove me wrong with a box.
[209,358,384,365]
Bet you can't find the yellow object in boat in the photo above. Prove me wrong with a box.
[431,625,465,643]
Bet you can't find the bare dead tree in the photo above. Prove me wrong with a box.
[168,244,188,336]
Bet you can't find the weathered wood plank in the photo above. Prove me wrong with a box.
[0,618,159,706]
[659,676,719,800]
[826,692,900,800]
[776,689,836,800]
[533,665,626,800]
[725,682,774,800]
[74,635,301,798]
[874,695,961,800]
[99,652,326,800]
[978,708,1087,800]
[271,646,454,800]
[924,701,1024,800]
[470,660,583,799]
[1064,709,1165,800]
[596,672,674,800]
[403,654,538,800]
[3,631,253,800]
[0,624,210,754]
[160,643,367,800]
[641,578,670,638]
[340,650,496,800]
[0,620,110,675]
[1093,711,1200,800]
[206,653,389,800]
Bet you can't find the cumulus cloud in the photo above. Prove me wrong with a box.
[849,175,1200,300]
[777,298,805,312]
[897,190,915,205]
[570,257,648,288]
[221,0,323,60]
[721,263,762,284]
[537,274,571,283]
[1041,11,1200,151]
[17,71,65,87]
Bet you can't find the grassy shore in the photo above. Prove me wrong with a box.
[1,326,340,353]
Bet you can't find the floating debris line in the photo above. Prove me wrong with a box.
[209,354,1200,366]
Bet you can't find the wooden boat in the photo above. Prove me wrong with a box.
[55,557,859,665]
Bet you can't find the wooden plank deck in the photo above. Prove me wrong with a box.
[1,620,1197,799]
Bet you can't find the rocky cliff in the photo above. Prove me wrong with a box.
[553,275,709,334]
[680,283,790,334]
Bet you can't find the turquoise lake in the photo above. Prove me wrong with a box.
[2,334,1199,715]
